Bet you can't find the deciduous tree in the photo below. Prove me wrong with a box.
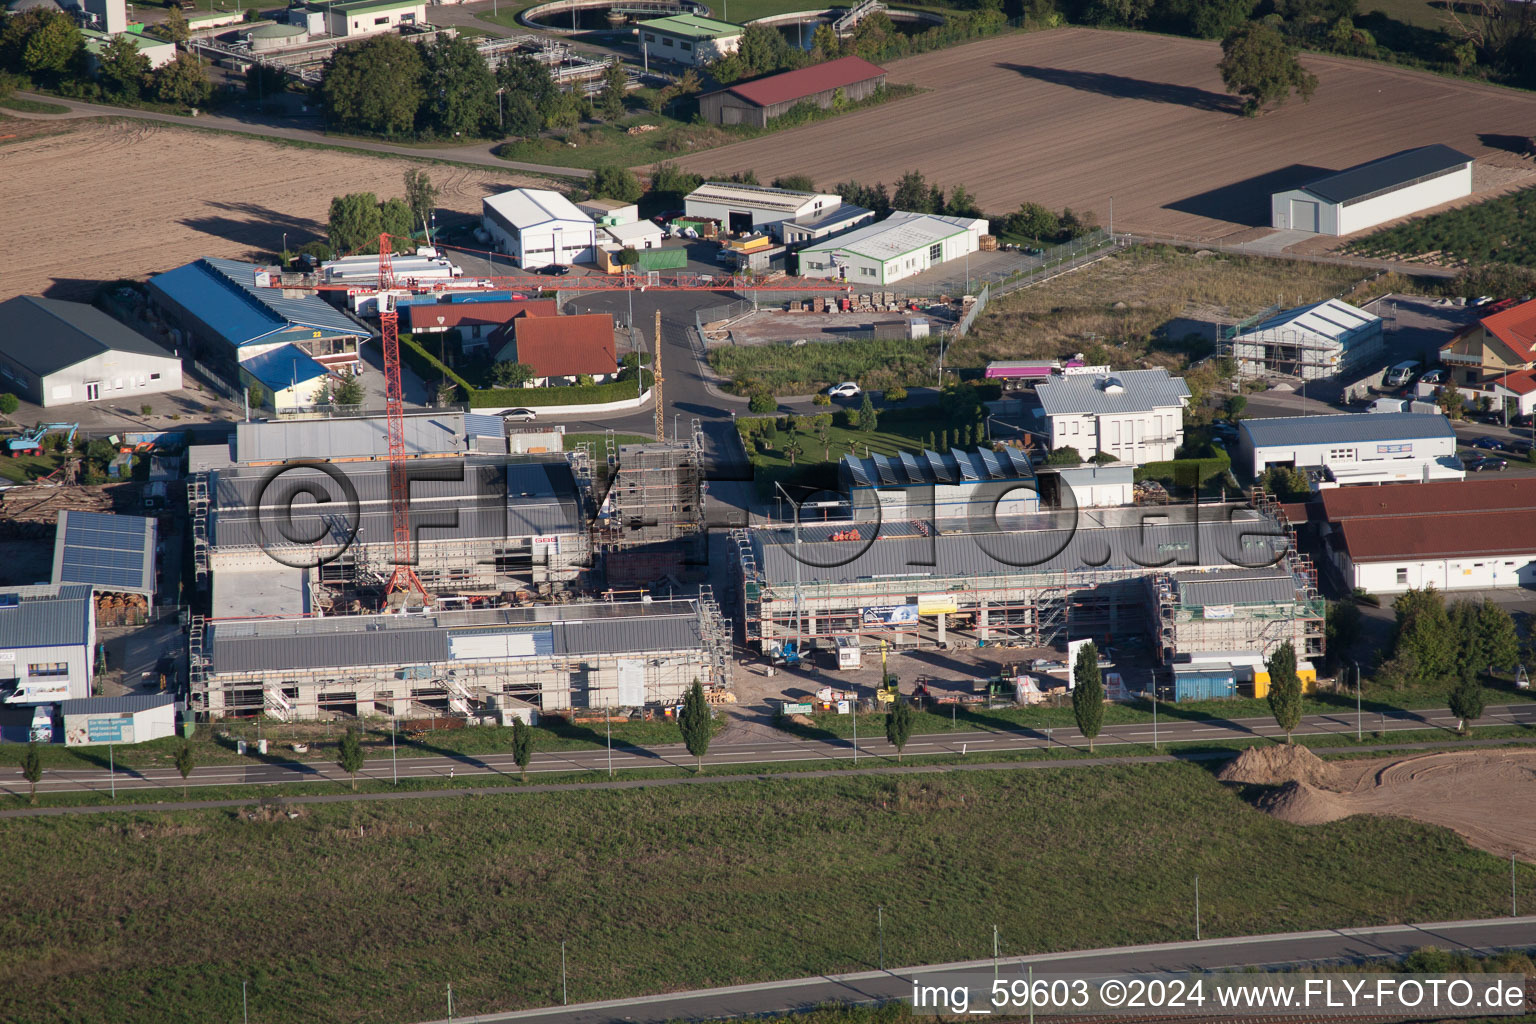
[599,58,626,120]
[173,740,194,798]
[892,170,933,213]
[1393,585,1456,683]
[1072,641,1105,751]
[327,192,383,256]
[1266,640,1303,741]
[151,51,211,108]
[336,726,364,790]
[97,32,150,99]
[423,33,496,137]
[404,168,437,236]
[771,173,817,193]
[590,164,643,203]
[884,688,913,761]
[491,361,535,388]
[1447,674,1485,733]
[322,34,424,136]
[680,678,711,771]
[379,197,415,245]
[21,742,41,805]
[1218,22,1317,115]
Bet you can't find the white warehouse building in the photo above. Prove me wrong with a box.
[1034,368,1190,466]
[1238,411,1461,485]
[684,182,843,238]
[797,212,988,287]
[1270,145,1473,236]
[482,189,598,267]
[1232,298,1385,381]
[0,296,183,407]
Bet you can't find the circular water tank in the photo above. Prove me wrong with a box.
[247,21,307,50]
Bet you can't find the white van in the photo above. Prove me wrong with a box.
[1383,361,1420,387]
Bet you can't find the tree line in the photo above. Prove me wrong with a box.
[1381,585,1518,731]
[0,7,210,107]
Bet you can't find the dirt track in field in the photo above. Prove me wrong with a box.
[0,119,551,302]
[669,28,1536,241]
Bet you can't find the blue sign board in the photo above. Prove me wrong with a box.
[86,717,132,743]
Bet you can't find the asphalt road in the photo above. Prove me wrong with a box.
[415,916,1536,1024]
[11,703,1531,799]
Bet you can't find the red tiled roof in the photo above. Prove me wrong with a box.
[1320,477,1536,520]
[1479,297,1536,362]
[404,299,556,331]
[1490,368,1536,396]
[1338,511,1536,562]
[724,56,887,109]
[509,313,616,378]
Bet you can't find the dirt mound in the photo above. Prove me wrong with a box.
[1256,780,1353,826]
[1218,743,1336,788]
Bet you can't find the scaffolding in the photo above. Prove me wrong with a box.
[598,430,704,549]
[190,472,210,589]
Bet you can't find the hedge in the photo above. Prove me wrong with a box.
[400,333,650,409]
[1133,450,1231,486]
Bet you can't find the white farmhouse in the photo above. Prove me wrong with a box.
[482,189,598,267]
[797,212,988,287]
[1034,368,1190,466]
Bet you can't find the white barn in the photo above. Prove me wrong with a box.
[0,296,183,407]
[797,212,988,287]
[1238,411,1461,485]
[684,182,843,238]
[482,189,598,266]
[1270,145,1473,236]
[1034,368,1190,466]
[1232,298,1384,381]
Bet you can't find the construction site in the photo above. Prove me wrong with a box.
[732,497,1323,676]
[595,430,706,588]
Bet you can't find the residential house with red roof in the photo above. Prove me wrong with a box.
[698,56,888,128]
[1440,297,1536,416]
[402,299,557,354]
[491,313,619,386]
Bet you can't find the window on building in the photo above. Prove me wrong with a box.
[862,267,876,277]
[28,662,67,677]
[644,32,655,40]
[374,15,389,24]
[1396,568,1408,584]
[680,40,692,50]
[282,685,299,700]
[150,372,161,380]
[928,242,942,261]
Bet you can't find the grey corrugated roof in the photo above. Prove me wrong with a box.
[208,600,702,674]
[0,584,94,649]
[1299,145,1472,206]
[751,513,1291,586]
[1169,567,1298,607]
[1051,465,1136,485]
[842,446,1034,489]
[235,412,466,464]
[1035,368,1190,416]
[0,296,176,376]
[60,693,176,717]
[788,204,874,232]
[464,413,504,439]
[1239,412,1454,449]
[209,457,581,549]
[51,510,157,596]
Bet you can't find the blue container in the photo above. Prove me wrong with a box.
[1171,666,1236,703]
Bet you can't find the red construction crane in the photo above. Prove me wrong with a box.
[377,233,431,609]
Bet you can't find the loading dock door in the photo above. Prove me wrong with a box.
[1291,199,1320,232]
[728,211,753,234]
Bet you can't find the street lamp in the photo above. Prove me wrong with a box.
[1352,659,1362,742]
[773,480,803,649]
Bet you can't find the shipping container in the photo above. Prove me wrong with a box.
[1170,665,1236,703]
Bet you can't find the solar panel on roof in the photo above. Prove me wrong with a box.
[53,510,154,594]
[977,448,1003,479]
[952,450,979,482]
[925,450,955,484]
[898,451,925,484]
[872,454,899,486]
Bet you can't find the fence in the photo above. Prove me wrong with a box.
[953,283,990,338]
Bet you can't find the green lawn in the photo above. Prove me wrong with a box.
[2,763,1529,1024]
[0,450,70,483]
[1358,0,1450,30]
[563,431,653,450]
[741,407,954,491]
[0,97,69,114]
[711,336,939,396]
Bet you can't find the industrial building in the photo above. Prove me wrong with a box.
[595,435,707,586]
[51,510,158,604]
[684,182,843,239]
[734,502,1302,655]
[304,0,426,37]
[635,13,742,66]
[780,204,876,247]
[1149,565,1322,671]
[1034,368,1189,466]
[61,693,178,746]
[837,446,1041,522]
[0,296,182,407]
[491,313,619,385]
[697,55,887,128]
[147,257,368,386]
[797,211,988,286]
[1303,477,1536,593]
[188,412,594,615]
[194,598,729,721]
[1237,411,1460,484]
[240,343,334,413]
[481,189,598,266]
[1231,298,1384,381]
[1441,297,1536,387]
[0,584,97,705]
[82,27,174,69]
[1270,145,1474,236]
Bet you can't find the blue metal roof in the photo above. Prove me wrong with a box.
[241,344,331,391]
[1239,411,1454,449]
[148,257,363,347]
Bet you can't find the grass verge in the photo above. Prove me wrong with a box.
[0,97,69,114]
[2,759,1531,1023]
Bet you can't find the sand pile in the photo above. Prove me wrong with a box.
[1217,743,1337,788]
[1256,780,1353,825]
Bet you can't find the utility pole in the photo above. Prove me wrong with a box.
[877,905,884,971]
[447,982,453,1022]
[108,743,114,800]
[392,717,398,785]
[852,696,857,763]
[606,709,613,778]
[1354,661,1362,742]
[561,941,568,1005]
[243,980,248,1024]
[653,309,665,441]
[1152,691,1158,751]
[992,924,999,984]
[1513,853,1519,917]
